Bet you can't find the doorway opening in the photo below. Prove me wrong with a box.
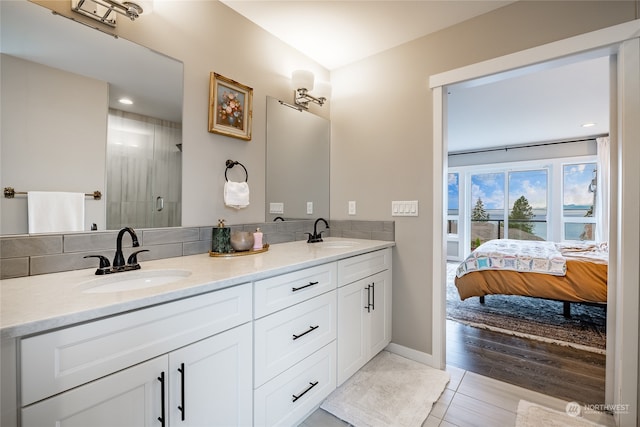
[440,51,613,405]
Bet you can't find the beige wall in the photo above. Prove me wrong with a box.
[0,54,107,234]
[28,0,636,358]
[329,1,636,355]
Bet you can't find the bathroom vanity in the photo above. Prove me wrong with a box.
[0,238,393,427]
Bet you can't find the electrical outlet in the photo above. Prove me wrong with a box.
[348,201,356,215]
[269,202,284,214]
[307,201,313,214]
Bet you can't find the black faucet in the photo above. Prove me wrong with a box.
[307,218,329,243]
[113,227,140,269]
[273,216,285,222]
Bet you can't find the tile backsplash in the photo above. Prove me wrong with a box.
[0,220,394,279]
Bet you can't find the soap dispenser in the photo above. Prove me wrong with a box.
[212,219,232,253]
[253,227,263,250]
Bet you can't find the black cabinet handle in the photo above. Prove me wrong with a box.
[178,363,186,421]
[157,372,166,427]
[292,281,319,292]
[371,282,375,311]
[292,381,319,402]
[364,285,371,313]
[293,325,319,340]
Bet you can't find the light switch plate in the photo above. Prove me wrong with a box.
[392,200,418,216]
[307,202,313,214]
[348,201,356,215]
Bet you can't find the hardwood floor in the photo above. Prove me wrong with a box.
[446,319,606,406]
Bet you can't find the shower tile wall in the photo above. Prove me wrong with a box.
[106,109,182,230]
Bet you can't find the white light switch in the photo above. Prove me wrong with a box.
[307,202,313,214]
[392,200,419,216]
[348,201,356,215]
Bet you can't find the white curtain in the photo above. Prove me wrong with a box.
[595,136,609,242]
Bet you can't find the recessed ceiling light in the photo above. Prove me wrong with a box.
[581,122,596,128]
[119,98,133,105]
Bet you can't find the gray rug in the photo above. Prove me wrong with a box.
[516,400,607,427]
[320,351,450,427]
[447,263,606,353]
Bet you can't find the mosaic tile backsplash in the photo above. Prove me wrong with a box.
[0,220,394,279]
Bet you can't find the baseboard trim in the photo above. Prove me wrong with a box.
[385,343,437,368]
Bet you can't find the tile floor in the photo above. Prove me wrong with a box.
[301,365,615,427]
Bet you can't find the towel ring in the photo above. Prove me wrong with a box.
[225,159,248,182]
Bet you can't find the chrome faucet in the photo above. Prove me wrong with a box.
[307,218,329,243]
[113,227,140,269]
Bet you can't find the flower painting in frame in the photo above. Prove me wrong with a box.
[208,72,253,140]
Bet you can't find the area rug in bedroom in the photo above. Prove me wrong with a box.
[320,351,450,427]
[446,263,606,353]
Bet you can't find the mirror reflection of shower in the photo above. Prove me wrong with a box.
[106,109,182,229]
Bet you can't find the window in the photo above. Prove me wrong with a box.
[562,162,597,241]
[470,172,504,248]
[508,169,548,241]
[447,173,459,235]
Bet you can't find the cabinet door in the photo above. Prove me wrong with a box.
[367,270,392,357]
[336,280,367,386]
[168,322,252,427]
[22,356,167,427]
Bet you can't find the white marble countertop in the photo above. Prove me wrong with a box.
[0,238,394,340]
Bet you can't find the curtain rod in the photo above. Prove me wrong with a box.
[448,134,608,157]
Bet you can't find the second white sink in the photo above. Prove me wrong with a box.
[79,269,192,293]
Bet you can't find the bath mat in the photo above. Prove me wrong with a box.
[320,351,450,427]
[516,400,607,427]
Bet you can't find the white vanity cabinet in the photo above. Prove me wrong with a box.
[19,284,253,427]
[253,263,338,427]
[336,248,392,386]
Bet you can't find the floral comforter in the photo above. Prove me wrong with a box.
[456,239,568,278]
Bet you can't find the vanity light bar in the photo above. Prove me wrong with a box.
[71,0,145,27]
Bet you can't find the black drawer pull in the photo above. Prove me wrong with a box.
[371,282,375,311]
[292,381,319,402]
[292,281,319,292]
[293,325,319,340]
[178,363,186,421]
[157,372,166,427]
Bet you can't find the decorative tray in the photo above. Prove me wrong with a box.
[209,244,269,257]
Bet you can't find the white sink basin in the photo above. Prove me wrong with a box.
[79,269,192,293]
[315,240,361,249]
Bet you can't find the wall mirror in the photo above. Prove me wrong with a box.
[265,96,330,221]
[0,0,183,235]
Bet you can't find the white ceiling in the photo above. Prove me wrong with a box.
[220,0,515,71]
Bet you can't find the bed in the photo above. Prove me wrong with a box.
[454,239,608,317]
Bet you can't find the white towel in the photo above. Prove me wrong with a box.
[28,191,85,233]
[224,181,250,209]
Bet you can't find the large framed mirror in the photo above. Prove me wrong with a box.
[0,0,183,235]
[265,96,330,221]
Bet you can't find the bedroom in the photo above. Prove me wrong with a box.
[444,53,610,404]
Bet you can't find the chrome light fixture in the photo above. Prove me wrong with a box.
[292,70,331,109]
[71,0,148,27]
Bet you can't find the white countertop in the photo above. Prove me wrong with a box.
[0,238,394,340]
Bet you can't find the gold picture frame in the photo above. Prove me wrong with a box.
[208,72,253,140]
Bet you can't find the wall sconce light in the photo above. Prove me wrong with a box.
[71,0,150,27]
[292,70,331,109]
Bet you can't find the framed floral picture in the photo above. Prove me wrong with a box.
[208,72,253,140]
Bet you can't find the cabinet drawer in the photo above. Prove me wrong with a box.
[254,262,336,318]
[21,283,252,406]
[337,247,391,287]
[254,291,336,387]
[254,342,336,427]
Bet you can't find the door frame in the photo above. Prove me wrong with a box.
[430,21,640,427]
